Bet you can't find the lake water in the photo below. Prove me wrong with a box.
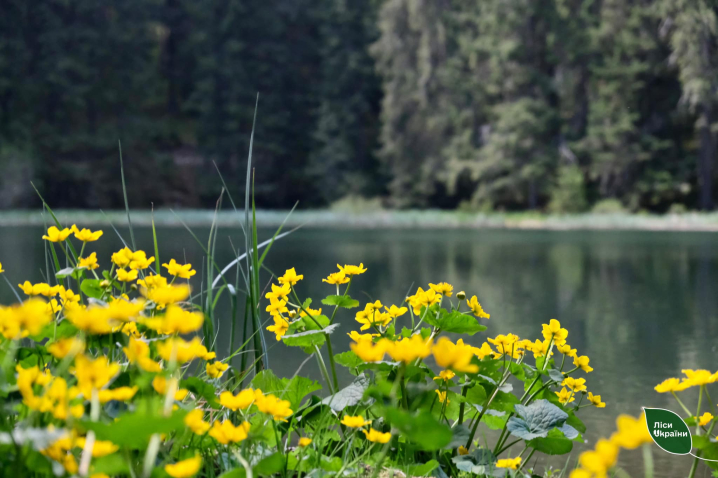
[2,225,717,476]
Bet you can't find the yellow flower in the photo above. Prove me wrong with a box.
[165,455,202,478]
[323,271,349,285]
[555,387,575,405]
[435,390,449,404]
[67,307,115,335]
[466,295,489,319]
[137,273,168,290]
[255,393,293,421]
[556,342,577,358]
[267,316,289,341]
[144,284,191,307]
[111,247,134,268]
[347,331,378,343]
[495,457,522,469]
[698,412,714,427]
[97,386,138,403]
[610,413,652,449]
[487,334,521,358]
[384,304,408,319]
[458,446,469,455]
[152,376,189,401]
[18,281,48,296]
[47,338,84,359]
[142,304,204,334]
[432,337,479,373]
[220,388,258,410]
[42,226,72,242]
[0,299,53,339]
[298,437,312,447]
[0,261,3,273]
[185,409,211,435]
[587,392,606,408]
[363,428,391,443]
[429,282,453,297]
[473,342,494,360]
[569,470,591,478]
[341,415,371,428]
[266,298,289,317]
[265,282,291,301]
[385,335,433,364]
[573,355,593,373]
[156,337,206,363]
[163,259,196,279]
[350,339,387,363]
[337,263,367,276]
[561,377,586,392]
[91,474,111,478]
[72,355,120,397]
[209,420,251,444]
[681,369,718,388]
[542,319,568,346]
[71,225,103,242]
[433,370,456,381]
[122,337,162,372]
[206,361,229,378]
[654,377,688,393]
[75,437,119,457]
[299,306,322,318]
[117,268,139,282]
[278,267,304,286]
[577,438,618,475]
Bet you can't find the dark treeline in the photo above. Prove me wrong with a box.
[0,0,716,212]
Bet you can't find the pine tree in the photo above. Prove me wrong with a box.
[308,0,384,204]
[371,0,452,207]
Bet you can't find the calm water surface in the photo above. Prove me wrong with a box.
[2,225,717,476]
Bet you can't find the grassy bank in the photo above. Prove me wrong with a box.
[2,209,718,231]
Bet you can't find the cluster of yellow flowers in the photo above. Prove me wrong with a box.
[655,368,718,393]
[570,414,652,478]
[340,415,392,443]
[0,225,242,476]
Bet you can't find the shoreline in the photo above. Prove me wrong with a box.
[1,209,718,232]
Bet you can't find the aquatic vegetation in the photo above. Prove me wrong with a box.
[0,218,613,477]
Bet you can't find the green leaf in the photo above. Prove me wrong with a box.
[506,399,569,441]
[321,295,359,309]
[528,429,574,455]
[566,411,586,433]
[56,267,82,279]
[384,407,452,450]
[180,377,219,408]
[321,373,369,411]
[452,448,496,474]
[254,453,285,475]
[426,310,487,335]
[644,407,692,455]
[251,370,321,410]
[81,409,187,449]
[334,351,363,370]
[282,324,339,347]
[405,460,440,477]
[296,314,330,331]
[80,279,103,299]
[91,454,130,475]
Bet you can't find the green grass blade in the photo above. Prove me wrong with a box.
[118,141,136,251]
[151,205,160,271]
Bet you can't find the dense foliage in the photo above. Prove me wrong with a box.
[1,0,718,212]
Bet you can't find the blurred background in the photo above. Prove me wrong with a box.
[2,1,718,474]
[1,0,717,214]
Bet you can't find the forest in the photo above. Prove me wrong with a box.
[1,0,716,213]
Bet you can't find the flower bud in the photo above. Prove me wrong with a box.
[288,310,297,319]
[130,284,138,291]
[99,280,110,288]
[456,291,466,301]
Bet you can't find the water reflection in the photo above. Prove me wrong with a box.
[1,226,716,475]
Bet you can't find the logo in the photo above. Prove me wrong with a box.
[643,408,692,455]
